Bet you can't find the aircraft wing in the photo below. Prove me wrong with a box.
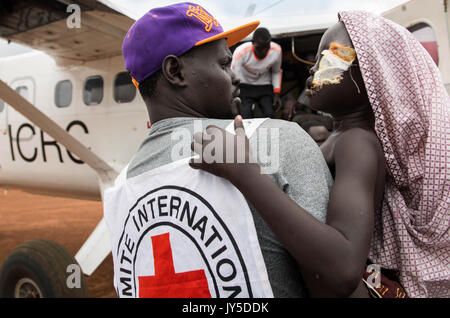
[0,0,135,63]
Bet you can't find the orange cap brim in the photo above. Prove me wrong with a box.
[195,20,260,47]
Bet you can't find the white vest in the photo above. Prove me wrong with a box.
[104,119,273,298]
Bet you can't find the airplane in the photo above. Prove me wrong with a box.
[0,0,448,297]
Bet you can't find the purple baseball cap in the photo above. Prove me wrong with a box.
[122,2,259,87]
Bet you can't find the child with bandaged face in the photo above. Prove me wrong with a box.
[191,12,449,298]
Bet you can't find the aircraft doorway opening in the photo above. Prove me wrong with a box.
[278,33,321,100]
[230,32,324,119]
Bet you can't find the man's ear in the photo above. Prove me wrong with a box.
[161,55,186,87]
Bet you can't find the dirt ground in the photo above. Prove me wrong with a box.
[0,188,116,298]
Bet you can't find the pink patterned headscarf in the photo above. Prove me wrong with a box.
[339,11,450,298]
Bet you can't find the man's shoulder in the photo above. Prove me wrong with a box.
[200,118,234,130]
[258,119,323,159]
[234,41,252,50]
[267,43,282,63]
[153,117,233,131]
[270,41,282,52]
[232,41,252,56]
[259,118,305,135]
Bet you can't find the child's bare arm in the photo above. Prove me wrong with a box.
[190,121,384,297]
[303,129,382,296]
[230,132,381,297]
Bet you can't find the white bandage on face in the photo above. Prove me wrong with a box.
[312,43,356,89]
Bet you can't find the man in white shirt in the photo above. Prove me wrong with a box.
[232,27,282,118]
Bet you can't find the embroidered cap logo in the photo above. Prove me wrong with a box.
[186,5,219,32]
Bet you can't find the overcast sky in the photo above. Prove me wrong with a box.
[103,0,408,19]
[102,0,409,27]
[1,0,408,57]
[102,0,410,38]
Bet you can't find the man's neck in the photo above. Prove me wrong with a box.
[146,95,208,125]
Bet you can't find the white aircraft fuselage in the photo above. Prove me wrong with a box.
[0,52,149,200]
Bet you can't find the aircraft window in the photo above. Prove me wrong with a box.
[15,86,29,101]
[114,72,136,103]
[0,99,4,113]
[55,80,73,108]
[83,75,104,106]
[408,23,439,66]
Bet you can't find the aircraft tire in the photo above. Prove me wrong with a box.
[0,239,88,298]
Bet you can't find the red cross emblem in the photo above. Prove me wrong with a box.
[138,232,211,298]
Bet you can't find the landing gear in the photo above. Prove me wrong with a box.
[0,239,88,298]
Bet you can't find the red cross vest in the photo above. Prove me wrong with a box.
[104,119,273,298]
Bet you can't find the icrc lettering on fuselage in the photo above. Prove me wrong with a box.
[7,120,88,164]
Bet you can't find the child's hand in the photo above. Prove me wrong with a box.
[189,116,260,183]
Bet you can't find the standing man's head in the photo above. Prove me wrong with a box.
[122,3,259,122]
[252,27,271,59]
